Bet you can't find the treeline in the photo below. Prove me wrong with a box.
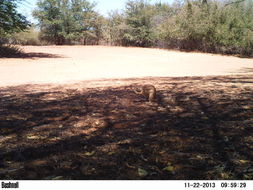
[1,0,253,56]
[106,0,253,56]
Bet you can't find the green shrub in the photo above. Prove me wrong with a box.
[105,0,253,57]
[159,0,253,56]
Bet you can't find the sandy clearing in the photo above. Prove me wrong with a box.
[0,46,252,87]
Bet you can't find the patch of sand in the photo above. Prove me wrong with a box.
[0,46,252,87]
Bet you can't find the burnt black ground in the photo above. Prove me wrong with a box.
[0,75,253,180]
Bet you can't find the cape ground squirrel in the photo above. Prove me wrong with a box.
[133,84,157,102]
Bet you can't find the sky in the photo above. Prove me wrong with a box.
[18,0,173,23]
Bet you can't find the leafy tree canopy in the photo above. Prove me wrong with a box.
[33,0,101,45]
[0,0,29,36]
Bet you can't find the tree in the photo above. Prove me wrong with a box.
[33,0,69,45]
[33,0,102,45]
[105,0,172,47]
[106,10,127,46]
[123,0,155,47]
[69,0,102,45]
[0,0,29,43]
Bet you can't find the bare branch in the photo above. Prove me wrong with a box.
[225,0,246,7]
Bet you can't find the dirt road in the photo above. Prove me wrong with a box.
[0,46,252,87]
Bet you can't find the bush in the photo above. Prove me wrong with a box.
[105,0,253,57]
[0,44,23,58]
[159,0,253,56]
[11,28,41,45]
